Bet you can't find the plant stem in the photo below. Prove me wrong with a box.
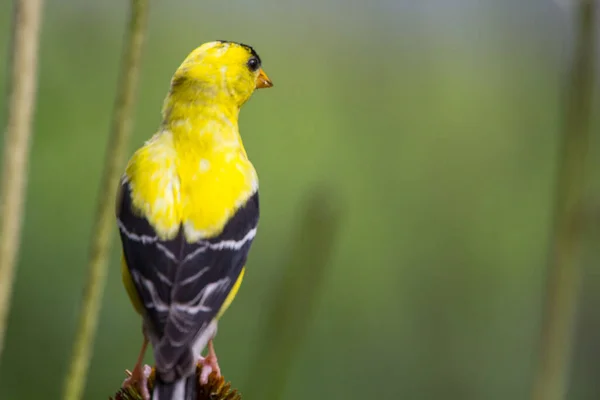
[531,2,597,400]
[0,0,44,364]
[245,186,343,399]
[61,1,149,399]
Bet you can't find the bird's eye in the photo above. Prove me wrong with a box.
[247,57,260,72]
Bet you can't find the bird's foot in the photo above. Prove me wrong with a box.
[122,364,153,400]
[199,340,221,385]
[198,354,221,385]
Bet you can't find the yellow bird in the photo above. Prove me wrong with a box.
[116,40,272,400]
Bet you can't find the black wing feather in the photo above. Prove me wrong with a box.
[117,179,259,379]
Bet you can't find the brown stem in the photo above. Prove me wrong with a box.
[61,1,150,399]
[0,0,44,363]
[244,186,343,399]
[531,2,597,400]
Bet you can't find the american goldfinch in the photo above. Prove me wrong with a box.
[116,40,272,400]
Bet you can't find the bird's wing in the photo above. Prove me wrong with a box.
[116,178,259,375]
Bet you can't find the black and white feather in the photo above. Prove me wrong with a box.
[116,179,259,396]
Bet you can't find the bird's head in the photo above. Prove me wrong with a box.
[167,41,273,109]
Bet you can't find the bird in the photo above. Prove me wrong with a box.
[115,40,272,400]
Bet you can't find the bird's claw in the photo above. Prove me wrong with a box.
[199,354,221,385]
[122,364,152,400]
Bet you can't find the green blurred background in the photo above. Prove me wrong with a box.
[1,0,599,399]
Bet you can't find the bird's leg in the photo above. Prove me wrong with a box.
[122,335,152,400]
[199,339,222,385]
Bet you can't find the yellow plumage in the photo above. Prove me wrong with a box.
[121,257,144,315]
[125,42,261,241]
[216,268,245,320]
[116,40,272,400]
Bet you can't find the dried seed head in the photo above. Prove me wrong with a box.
[111,366,241,400]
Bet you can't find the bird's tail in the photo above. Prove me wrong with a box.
[151,374,196,400]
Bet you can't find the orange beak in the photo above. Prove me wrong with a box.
[255,68,273,89]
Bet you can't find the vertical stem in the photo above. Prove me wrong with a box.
[531,2,597,400]
[0,0,44,363]
[245,186,342,400]
[61,1,149,399]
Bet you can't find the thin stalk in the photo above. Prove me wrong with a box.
[61,1,149,399]
[531,2,597,400]
[245,186,343,400]
[0,0,44,363]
